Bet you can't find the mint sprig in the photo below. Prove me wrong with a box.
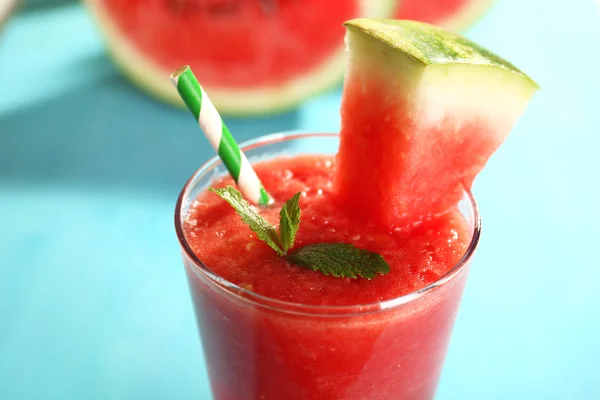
[210,186,390,280]
[287,243,389,279]
[279,192,301,253]
[209,187,283,255]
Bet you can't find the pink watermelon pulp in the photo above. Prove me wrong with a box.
[335,19,538,229]
[395,0,493,31]
[84,0,394,115]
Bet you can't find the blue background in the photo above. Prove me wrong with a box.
[1,0,599,398]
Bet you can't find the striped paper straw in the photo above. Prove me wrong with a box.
[170,65,271,206]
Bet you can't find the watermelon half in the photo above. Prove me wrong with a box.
[0,0,19,30]
[395,0,493,31]
[84,0,395,115]
[335,19,538,229]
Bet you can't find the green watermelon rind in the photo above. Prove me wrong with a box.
[83,0,396,116]
[345,18,539,89]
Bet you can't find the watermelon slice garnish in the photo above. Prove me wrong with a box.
[394,0,493,32]
[335,19,538,229]
[83,0,395,115]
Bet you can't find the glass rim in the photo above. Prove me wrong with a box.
[174,131,481,317]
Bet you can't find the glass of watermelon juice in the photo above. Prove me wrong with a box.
[175,132,480,400]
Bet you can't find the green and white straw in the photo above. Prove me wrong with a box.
[170,65,271,206]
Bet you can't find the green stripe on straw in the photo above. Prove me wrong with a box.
[170,65,271,206]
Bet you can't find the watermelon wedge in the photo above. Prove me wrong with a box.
[394,0,493,31]
[84,0,395,115]
[335,19,538,229]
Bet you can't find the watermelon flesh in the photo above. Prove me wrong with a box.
[85,0,395,114]
[335,19,538,229]
[101,0,360,87]
[395,0,492,31]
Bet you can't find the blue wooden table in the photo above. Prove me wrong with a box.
[1,1,599,398]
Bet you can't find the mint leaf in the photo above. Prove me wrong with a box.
[210,186,283,255]
[211,187,389,281]
[287,243,390,280]
[279,192,301,254]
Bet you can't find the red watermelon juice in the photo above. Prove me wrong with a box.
[175,133,479,400]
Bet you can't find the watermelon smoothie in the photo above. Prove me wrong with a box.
[175,132,480,400]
